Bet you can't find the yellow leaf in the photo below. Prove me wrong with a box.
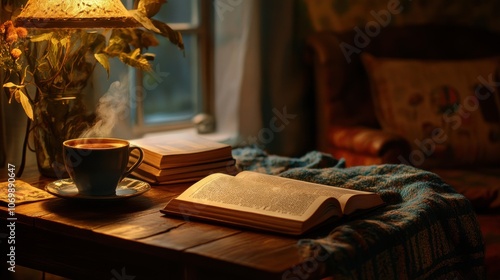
[21,66,28,84]
[30,32,53,42]
[51,37,59,46]
[131,48,141,58]
[59,36,69,46]
[94,53,110,78]
[2,82,24,89]
[4,84,33,119]
[151,19,185,51]
[129,9,161,33]
[14,89,21,103]
[119,53,152,72]
[19,91,33,120]
[3,83,25,104]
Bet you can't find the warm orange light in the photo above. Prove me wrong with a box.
[16,0,140,28]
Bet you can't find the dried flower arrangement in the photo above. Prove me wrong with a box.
[1,1,184,119]
[0,0,184,177]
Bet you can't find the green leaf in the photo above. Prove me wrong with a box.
[30,32,53,42]
[94,53,110,78]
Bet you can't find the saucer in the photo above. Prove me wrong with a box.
[45,177,151,201]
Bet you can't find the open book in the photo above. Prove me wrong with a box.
[161,171,385,235]
[0,180,54,205]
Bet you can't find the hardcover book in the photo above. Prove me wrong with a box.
[132,159,238,185]
[161,171,385,235]
[129,134,233,169]
[129,133,236,184]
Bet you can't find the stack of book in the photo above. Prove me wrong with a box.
[129,133,237,185]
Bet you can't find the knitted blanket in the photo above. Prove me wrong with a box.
[233,147,485,280]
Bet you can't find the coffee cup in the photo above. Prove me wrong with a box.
[63,138,144,196]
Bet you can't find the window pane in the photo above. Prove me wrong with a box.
[123,0,198,24]
[156,0,199,25]
[141,34,200,125]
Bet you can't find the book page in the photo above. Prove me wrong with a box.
[130,133,229,156]
[175,173,338,221]
[236,171,376,213]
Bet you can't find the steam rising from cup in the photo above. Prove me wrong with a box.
[79,80,129,138]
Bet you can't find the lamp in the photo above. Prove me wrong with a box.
[15,0,140,28]
[3,0,183,178]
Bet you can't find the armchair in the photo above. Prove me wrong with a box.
[306,24,500,278]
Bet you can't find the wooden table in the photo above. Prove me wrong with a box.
[0,166,328,280]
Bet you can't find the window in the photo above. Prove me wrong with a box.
[127,0,212,134]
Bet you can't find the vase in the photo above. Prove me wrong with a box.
[32,92,93,178]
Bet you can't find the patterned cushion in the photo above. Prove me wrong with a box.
[361,54,500,168]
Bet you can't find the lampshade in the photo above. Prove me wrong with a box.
[15,0,140,28]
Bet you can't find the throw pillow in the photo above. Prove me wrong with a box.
[361,54,500,168]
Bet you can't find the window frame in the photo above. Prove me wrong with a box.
[131,0,214,135]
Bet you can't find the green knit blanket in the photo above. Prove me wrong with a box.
[233,147,485,280]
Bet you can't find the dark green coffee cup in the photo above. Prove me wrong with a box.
[63,138,144,196]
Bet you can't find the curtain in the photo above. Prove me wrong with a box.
[214,0,262,145]
[259,0,315,156]
[215,0,315,157]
